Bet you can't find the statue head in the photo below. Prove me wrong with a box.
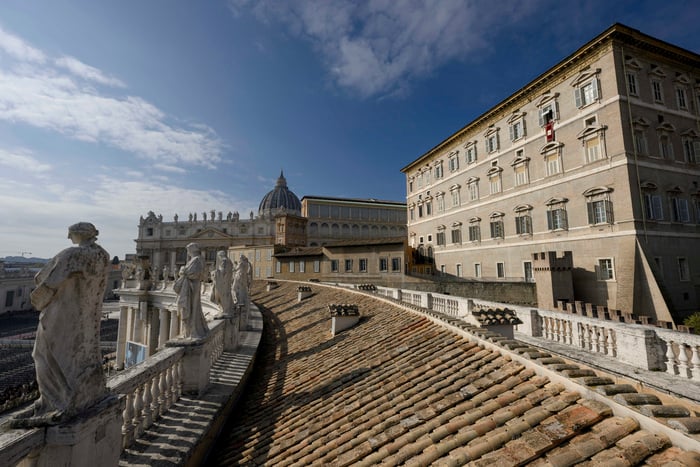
[186,242,200,256]
[67,222,99,244]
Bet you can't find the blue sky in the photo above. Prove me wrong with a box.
[1,0,699,259]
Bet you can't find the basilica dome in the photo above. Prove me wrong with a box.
[258,171,302,218]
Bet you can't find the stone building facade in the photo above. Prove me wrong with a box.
[302,196,407,246]
[0,261,35,314]
[401,24,700,323]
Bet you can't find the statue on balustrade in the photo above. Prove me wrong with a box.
[212,250,234,317]
[233,254,253,313]
[173,243,209,339]
[15,222,110,425]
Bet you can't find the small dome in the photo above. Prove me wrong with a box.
[258,171,302,217]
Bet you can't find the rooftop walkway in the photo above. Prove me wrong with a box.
[202,281,700,466]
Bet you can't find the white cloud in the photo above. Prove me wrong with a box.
[230,0,541,98]
[0,26,45,63]
[0,25,223,168]
[0,149,51,174]
[54,56,126,88]
[0,174,258,259]
[153,163,187,174]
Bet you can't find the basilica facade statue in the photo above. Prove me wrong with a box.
[173,243,209,339]
[20,222,110,424]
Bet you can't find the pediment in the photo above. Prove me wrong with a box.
[189,228,235,240]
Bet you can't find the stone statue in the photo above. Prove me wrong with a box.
[17,222,110,425]
[233,254,253,313]
[174,213,179,223]
[218,211,223,221]
[203,211,207,222]
[212,251,234,317]
[189,213,193,222]
[173,243,209,339]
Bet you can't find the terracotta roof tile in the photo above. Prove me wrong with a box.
[207,281,700,466]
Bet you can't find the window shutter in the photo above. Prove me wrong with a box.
[593,78,601,101]
[515,218,521,235]
[693,141,700,162]
[652,195,663,220]
[586,200,594,224]
[509,124,514,141]
[605,199,614,223]
[521,119,526,137]
[680,199,690,222]
[575,88,582,108]
[538,108,544,127]
[546,211,553,230]
[561,209,568,229]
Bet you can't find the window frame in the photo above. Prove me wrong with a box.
[573,69,601,109]
[597,258,615,281]
[584,187,614,225]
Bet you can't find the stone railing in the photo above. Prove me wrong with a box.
[108,346,185,449]
[361,285,700,384]
[1,278,246,467]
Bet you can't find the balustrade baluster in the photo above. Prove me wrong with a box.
[164,366,173,409]
[159,369,168,416]
[175,360,184,400]
[142,379,153,429]
[122,392,135,449]
[678,344,690,379]
[593,327,602,353]
[666,341,677,376]
[133,385,144,437]
[690,346,700,382]
[580,324,588,349]
[565,321,573,345]
[151,374,161,422]
[606,329,616,357]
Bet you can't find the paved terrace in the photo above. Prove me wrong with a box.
[205,281,700,466]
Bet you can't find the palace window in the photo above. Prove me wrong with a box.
[541,141,563,176]
[468,217,481,242]
[465,141,478,164]
[331,260,339,272]
[436,224,446,246]
[681,130,700,163]
[467,177,479,201]
[487,165,502,194]
[577,119,607,164]
[627,72,638,96]
[537,92,560,126]
[359,258,368,273]
[379,258,388,272]
[289,261,295,273]
[485,127,500,154]
[584,187,614,225]
[489,212,505,239]
[451,222,462,244]
[641,182,663,220]
[474,263,482,278]
[450,185,461,207]
[497,262,505,278]
[573,69,601,108]
[391,258,401,272]
[314,260,320,273]
[434,160,444,179]
[508,111,527,142]
[436,192,445,212]
[670,191,690,223]
[512,152,530,186]
[546,198,568,230]
[597,258,615,280]
[514,205,533,235]
[676,87,688,110]
[632,117,649,156]
[456,264,462,278]
[448,151,460,172]
[344,259,353,272]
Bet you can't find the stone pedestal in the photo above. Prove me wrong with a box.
[35,395,123,467]
[166,339,209,396]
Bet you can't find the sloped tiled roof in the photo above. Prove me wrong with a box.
[208,282,700,465]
